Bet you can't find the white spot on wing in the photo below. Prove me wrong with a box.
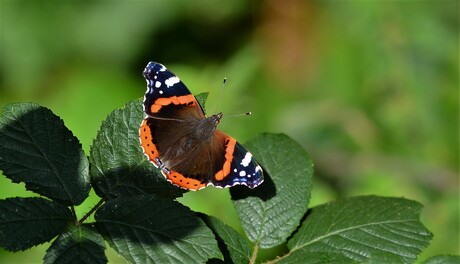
[155,81,161,88]
[239,171,246,177]
[165,76,180,88]
[159,90,164,94]
[240,152,252,167]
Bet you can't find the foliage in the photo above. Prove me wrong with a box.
[44,225,107,264]
[231,133,313,248]
[95,195,221,263]
[0,103,90,205]
[420,255,460,264]
[285,196,432,263]
[0,100,444,263]
[0,197,73,252]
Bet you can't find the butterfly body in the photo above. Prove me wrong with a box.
[140,62,263,190]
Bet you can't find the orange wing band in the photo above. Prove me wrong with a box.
[214,137,236,181]
[139,119,160,166]
[150,94,197,113]
[164,170,207,190]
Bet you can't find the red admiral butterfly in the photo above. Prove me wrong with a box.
[139,62,264,190]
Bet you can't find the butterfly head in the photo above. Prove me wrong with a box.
[209,112,223,125]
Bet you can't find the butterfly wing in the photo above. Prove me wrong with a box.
[140,62,213,190]
[210,131,263,189]
[142,62,205,118]
[140,117,214,190]
[140,62,204,166]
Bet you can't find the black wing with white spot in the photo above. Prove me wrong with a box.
[142,62,205,116]
[212,141,263,189]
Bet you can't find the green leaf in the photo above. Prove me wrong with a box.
[195,92,209,114]
[89,99,183,199]
[275,251,356,264]
[231,133,313,248]
[0,197,73,252]
[44,224,107,264]
[0,103,90,205]
[421,255,460,264]
[286,196,433,264]
[200,214,251,264]
[94,195,222,264]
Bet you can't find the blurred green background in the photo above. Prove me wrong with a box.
[0,0,458,263]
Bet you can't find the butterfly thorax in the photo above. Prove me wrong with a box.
[191,113,223,141]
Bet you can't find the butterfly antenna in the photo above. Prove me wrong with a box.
[226,112,252,118]
[213,77,253,119]
[214,77,227,114]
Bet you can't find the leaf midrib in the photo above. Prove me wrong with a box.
[1,216,71,224]
[14,108,75,204]
[291,218,420,252]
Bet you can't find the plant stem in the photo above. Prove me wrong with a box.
[70,205,77,219]
[250,242,259,264]
[77,197,106,225]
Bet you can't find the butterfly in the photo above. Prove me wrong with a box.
[139,62,264,190]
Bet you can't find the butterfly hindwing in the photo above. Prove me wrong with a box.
[211,135,263,188]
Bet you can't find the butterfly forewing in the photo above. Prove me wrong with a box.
[142,62,205,117]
